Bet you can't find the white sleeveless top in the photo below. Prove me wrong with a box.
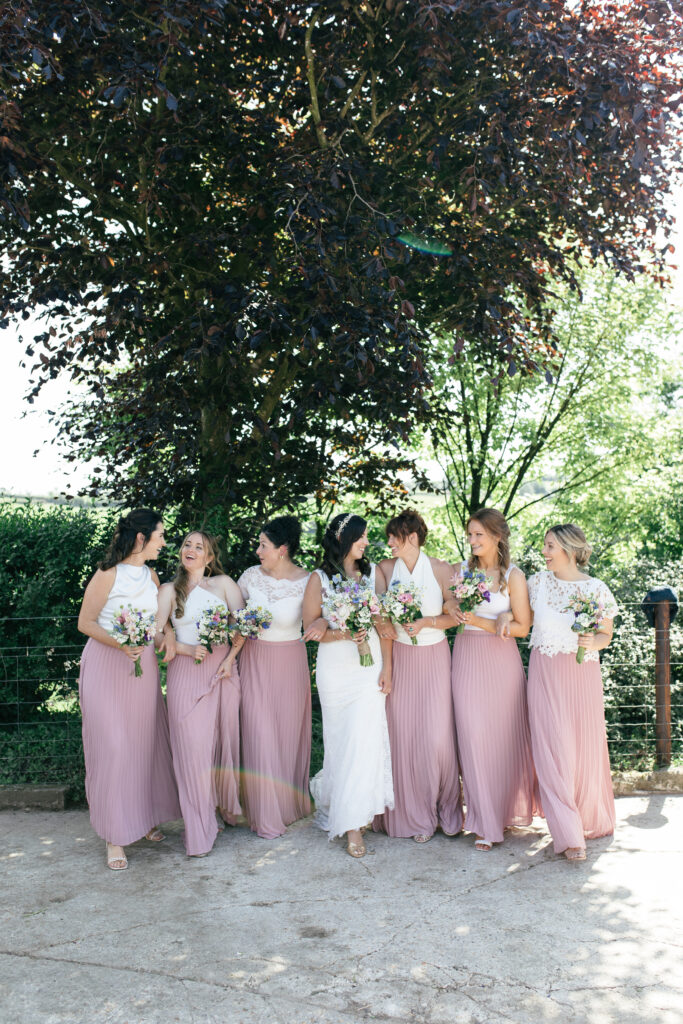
[316,565,377,632]
[172,584,228,646]
[238,565,309,642]
[390,551,445,647]
[457,561,516,632]
[97,563,158,634]
[528,571,618,662]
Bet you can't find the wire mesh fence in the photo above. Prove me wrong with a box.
[0,602,681,802]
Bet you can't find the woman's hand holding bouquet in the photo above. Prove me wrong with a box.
[448,569,493,634]
[322,575,381,666]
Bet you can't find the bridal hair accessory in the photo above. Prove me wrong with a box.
[334,513,354,541]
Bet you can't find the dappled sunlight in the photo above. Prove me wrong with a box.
[1,798,681,1024]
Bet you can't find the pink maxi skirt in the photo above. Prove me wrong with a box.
[167,645,242,856]
[452,632,538,844]
[527,650,615,853]
[374,639,462,838]
[79,640,180,846]
[239,638,312,839]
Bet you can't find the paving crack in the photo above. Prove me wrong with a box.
[0,949,416,1023]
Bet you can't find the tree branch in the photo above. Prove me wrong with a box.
[304,12,327,150]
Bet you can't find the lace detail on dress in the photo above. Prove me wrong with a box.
[238,565,309,603]
[529,571,618,662]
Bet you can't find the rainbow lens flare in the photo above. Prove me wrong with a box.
[397,231,453,256]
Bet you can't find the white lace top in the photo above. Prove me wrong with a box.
[528,571,618,662]
[172,584,228,646]
[390,552,445,647]
[458,562,518,632]
[97,563,157,634]
[238,565,309,642]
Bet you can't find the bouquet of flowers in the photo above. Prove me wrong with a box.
[449,569,493,634]
[195,606,230,663]
[380,580,424,645]
[110,605,157,677]
[322,574,381,666]
[564,593,606,663]
[231,603,273,639]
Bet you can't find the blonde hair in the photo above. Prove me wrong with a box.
[467,508,511,593]
[173,531,224,618]
[546,523,592,568]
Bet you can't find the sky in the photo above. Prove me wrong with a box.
[2,188,682,500]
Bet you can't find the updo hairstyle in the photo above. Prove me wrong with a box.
[99,509,163,570]
[173,532,224,619]
[467,508,511,593]
[385,508,428,547]
[546,523,592,569]
[321,513,370,579]
[261,515,301,559]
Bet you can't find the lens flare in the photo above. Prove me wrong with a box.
[397,231,453,257]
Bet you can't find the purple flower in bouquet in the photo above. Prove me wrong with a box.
[195,606,230,662]
[449,569,493,634]
[380,580,424,645]
[110,605,157,677]
[232,604,273,639]
[322,574,381,666]
[564,593,606,663]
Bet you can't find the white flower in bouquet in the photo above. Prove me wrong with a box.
[380,580,424,644]
[321,574,381,666]
[110,605,157,677]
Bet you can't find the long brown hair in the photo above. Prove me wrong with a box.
[467,508,511,593]
[173,532,224,618]
[320,513,370,579]
[99,509,162,569]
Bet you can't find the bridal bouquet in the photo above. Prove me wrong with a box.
[231,604,273,639]
[110,605,157,677]
[449,569,493,634]
[564,593,606,663]
[322,574,381,667]
[380,580,424,645]
[195,606,230,662]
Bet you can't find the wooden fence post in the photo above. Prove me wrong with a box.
[654,599,671,768]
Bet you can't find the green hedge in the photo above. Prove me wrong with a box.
[1,502,681,802]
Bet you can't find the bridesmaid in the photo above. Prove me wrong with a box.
[157,532,245,857]
[304,513,394,858]
[234,516,313,839]
[448,508,537,851]
[77,509,180,871]
[527,523,618,861]
[373,508,462,842]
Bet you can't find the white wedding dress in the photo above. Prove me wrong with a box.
[309,566,394,838]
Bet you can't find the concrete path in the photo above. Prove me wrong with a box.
[1,796,681,1024]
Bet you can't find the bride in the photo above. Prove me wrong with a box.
[303,513,395,857]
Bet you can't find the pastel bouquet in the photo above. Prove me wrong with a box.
[231,603,273,639]
[322,574,381,666]
[564,592,606,663]
[380,580,424,644]
[110,605,157,677]
[449,568,493,634]
[195,606,230,662]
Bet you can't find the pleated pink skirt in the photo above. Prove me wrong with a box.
[374,639,462,838]
[239,638,312,839]
[528,650,615,853]
[79,639,180,846]
[452,632,538,844]
[167,646,242,856]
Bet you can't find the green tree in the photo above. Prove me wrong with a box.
[1,1,680,540]
[428,270,682,558]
